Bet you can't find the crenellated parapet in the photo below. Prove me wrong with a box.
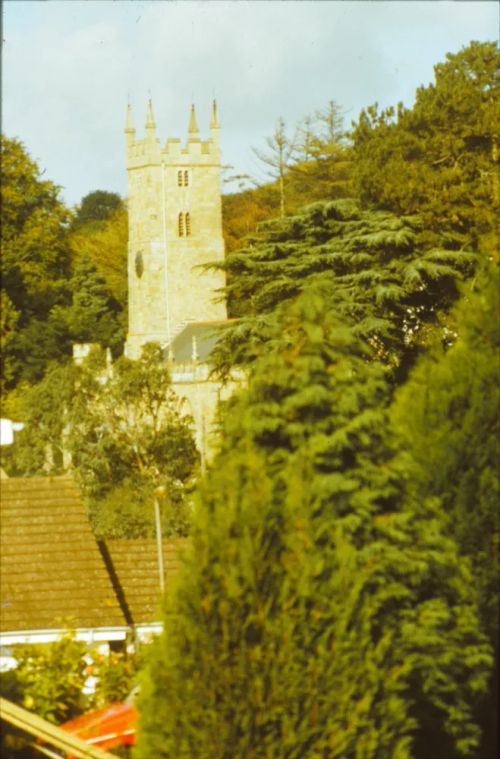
[125,99,221,169]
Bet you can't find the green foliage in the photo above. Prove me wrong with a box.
[215,198,475,378]
[251,103,353,219]
[392,265,500,637]
[0,291,21,386]
[222,183,279,256]
[0,137,71,284]
[391,265,500,757]
[0,136,72,388]
[68,344,199,499]
[222,100,352,263]
[297,100,346,161]
[52,256,125,354]
[253,117,296,216]
[136,290,491,758]
[69,206,128,307]
[1,362,74,477]
[0,142,128,396]
[88,479,191,539]
[0,668,24,703]
[89,649,141,708]
[72,190,124,229]
[3,312,72,389]
[1,638,142,737]
[352,41,500,253]
[290,100,353,204]
[4,344,199,537]
[12,633,88,724]
[87,480,156,539]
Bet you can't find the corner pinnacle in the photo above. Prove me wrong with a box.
[210,99,220,129]
[145,97,156,130]
[188,104,199,135]
[125,102,135,133]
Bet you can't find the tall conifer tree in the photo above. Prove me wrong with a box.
[391,265,500,757]
[136,289,491,758]
[213,199,474,380]
[351,41,499,253]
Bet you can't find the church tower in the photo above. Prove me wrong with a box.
[124,98,227,358]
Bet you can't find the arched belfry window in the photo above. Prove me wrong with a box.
[178,212,192,237]
[177,170,190,187]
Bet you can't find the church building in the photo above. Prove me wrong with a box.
[124,99,236,463]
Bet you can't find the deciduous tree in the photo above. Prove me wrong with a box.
[68,206,128,308]
[52,256,125,355]
[67,344,198,503]
[72,190,124,230]
[4,344,199,537]
[253,117,297,217]
[293,100,352,201]
[0,136,72,388]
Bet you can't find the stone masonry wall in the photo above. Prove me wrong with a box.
[125,108,227,359]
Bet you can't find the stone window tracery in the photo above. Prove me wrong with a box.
[178,212,192,237]
[177,170,190,187]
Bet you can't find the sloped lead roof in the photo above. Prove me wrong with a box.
[0,477,125,633]
[167,320,235,363]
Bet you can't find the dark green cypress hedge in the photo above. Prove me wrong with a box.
[135,289,491,758]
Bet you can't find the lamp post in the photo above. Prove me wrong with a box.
[153,485,166,594]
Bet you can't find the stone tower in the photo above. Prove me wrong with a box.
[124,99,227,358]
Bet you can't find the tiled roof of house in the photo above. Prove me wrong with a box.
[0,477,125,633]
[103,539,188,626]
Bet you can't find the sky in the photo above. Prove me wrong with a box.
[2,0,498,207]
